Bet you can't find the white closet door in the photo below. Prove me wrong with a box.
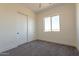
[16,13,28,45]
[28,16,35,42]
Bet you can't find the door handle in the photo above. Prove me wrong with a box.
[16,32,19,34]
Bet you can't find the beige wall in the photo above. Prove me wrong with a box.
[76,4,79,50]
[36,4,76,46]
[0,4,36,53]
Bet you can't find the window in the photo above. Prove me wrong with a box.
[44,17,51,32]
[44,15,60,32]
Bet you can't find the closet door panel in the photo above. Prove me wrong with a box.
[28,16,35,42]
[16,13,28,45]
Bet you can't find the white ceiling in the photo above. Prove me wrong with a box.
[18,3,63,13]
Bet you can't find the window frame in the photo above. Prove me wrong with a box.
[43,15,60,32]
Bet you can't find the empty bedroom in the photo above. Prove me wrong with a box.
[0,3,79,56]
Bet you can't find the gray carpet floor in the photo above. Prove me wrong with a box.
[1,40,79,56]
